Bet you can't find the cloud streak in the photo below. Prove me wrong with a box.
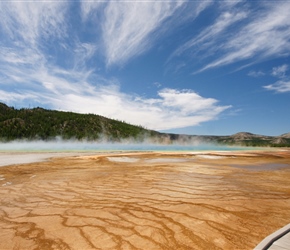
[0,1,230,131]
[264,80,290,93]
[264,64,290,93]
[101,1,185,66]
[0,1,67,46]
[98,0,212,66]
[271,64,288,78]
[173,8,248,58]
[171,2,290,73]
[0,73,231,130]
[201,2,290,71]
[248,70,265,78]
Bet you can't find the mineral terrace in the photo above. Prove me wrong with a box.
[0,150,290,249]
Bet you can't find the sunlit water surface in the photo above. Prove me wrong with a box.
[0,141,257,152]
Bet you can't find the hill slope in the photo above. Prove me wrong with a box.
[214,132,290,147]
[0,102,289,147]
[0,102,159,141]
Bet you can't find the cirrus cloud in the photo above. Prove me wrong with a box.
[264,64,290,93]
[101,1,184,66]
[271,64,288,78]
[0,70,230,130]
[264,80,290,93]
[171,2,290,74]
[0,1,230,132]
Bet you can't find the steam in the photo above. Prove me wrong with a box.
[0,136,242,152]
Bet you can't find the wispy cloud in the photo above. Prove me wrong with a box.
[0,1,230,131]
[81,0,209,66]
[171,2,290,73]
[271,64,288,78]
[198,2,290,72]
[264,80,290,93]
[95,0,212,66]
[1,80,230,130]
[69,87,230,130]
[248,70,265,78]
[0,46,43,66]
[173,8,248,58]
[0,1,69,83]
[100,1,184,66]
[81,0,104,21]
[264,64,290,93]
[0,1,67,46]
[73,42,98,69]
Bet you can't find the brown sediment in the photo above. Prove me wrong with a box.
[0,150,290,249]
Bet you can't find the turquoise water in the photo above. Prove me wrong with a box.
[0,141,258,152]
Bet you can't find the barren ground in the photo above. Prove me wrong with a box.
[0,150,290,250]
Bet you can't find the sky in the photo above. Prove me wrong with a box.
[0,0,289,136]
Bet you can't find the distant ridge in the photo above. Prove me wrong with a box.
[231,132,259,140]
[0,102,289,147]
[280,132,290,138]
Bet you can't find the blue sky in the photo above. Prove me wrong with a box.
[0,0,289,136]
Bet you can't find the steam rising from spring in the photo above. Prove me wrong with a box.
[0,136,247,152]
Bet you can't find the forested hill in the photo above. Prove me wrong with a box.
[1,102,290,147]
[0,102,160,141]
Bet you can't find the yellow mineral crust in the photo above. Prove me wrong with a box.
[0,150,290,250]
